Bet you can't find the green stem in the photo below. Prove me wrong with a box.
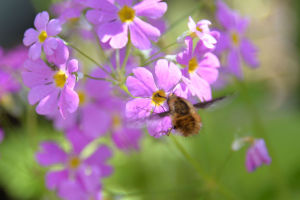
[84,74,113,82]
[235,79,291,199]
[65,42,110,75]
[121,40,132,72]
[169,134,238,200]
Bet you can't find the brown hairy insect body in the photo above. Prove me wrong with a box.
[155,94,226,137]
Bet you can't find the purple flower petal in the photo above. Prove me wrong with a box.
[81,103,111,138]
[155,59,182,92]
[23,28,39,46]
[227,49,242,78]
[189,73,212,101]
[134,0,167,19]
[46,19,62,36]
[58,87,79,118]
[36,90,59,115]
[125,98,152,120]
[85,145,112,169]
[44,37,58,55]
[132,67,157,93]
[240,39,259,68]
[36,142,68,166]
[29,42,42,60]
[67,59,79,73]
[28,84,56,105]
[147,116,172,138]
[66,127,91,155]
[46,39,69,65]
[116,0,133,6]
[34,11,49,31]
[46,169,69,190]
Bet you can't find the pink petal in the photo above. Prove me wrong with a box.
[155,59,182,92]
[23,28,39,46]
[34,11,49,31]
[58,87,79,118]
[67,59,79,73]
[46,170,69,190]
[196,67,219,84]
[46,19,62,36]
[66,127,91,155]
[85,145,112,167]
[126,76,153,97]
[81,104,111,138]
[29,42,42,60]
[125,98,152,121]
[36,142,67,166]
[134,0,167,19]
[189,73,211,101]
[36,90,59,115]
[28,84,56,105]
[227,49,242,78]
[132,67,157,93]
[44,37,58,56]
[240,39,259,68]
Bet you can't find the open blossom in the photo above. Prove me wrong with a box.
[215,0,259,78]
[86,0,167,49]
[0,46,28,70]
[22,58,79,118]
[176,36,220,101]
[187,17,218,49]
[23,11,62,60]
[58,167,102,200]
[246,139,271,172]
[36,127,113,191]
[126,59,182,137]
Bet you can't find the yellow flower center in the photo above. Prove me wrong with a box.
[118,6,135,23]
[69,156,81,169]
[77,91,86,106]
[53,70,67,88]
[196,26,203,32]
[38,31,48,43]
[188,57,198,73]
[231,32,240,46]
[112,114,122,130]
[152,90,166,106]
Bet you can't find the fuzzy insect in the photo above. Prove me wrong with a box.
[153,94,226,137]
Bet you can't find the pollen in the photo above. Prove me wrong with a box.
[77,91,86,106]
[69,156,81,169]
[38,31,48,43]
[152,90,166,105]
[231,32,240,46]
[188,57,198,73]
[53,70,67,88]
[112,114,122,130]
[196,26,203,32]
[118,6,135,23]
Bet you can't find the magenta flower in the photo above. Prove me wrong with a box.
[0,70,20,99]
[86,0,167,49]
[23,11,62,60]
[187,17,218,49]
[0,46,28,69]
[58,167,102,200]
[246,139,271,172]
[22,58,79,118]
[36,127,113,191]
[176,37,220,101]
[0,128,4,143]
[215,0,259,78]
[126,59,182,137]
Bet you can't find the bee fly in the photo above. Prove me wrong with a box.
[152,93,226,137]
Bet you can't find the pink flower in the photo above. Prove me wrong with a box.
[215,0,259,78]
[187,17,218,49]
[176,37,220,101]
[36,127,113,191]
[22,58,79,118]
[23,11,62,60]
[126,59,182,137]
[86,0,167,49]
[0,70,20,99]
[246,139,271,172]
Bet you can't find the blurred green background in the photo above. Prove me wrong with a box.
[0,0,300,199]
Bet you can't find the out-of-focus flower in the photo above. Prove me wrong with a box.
[0,128,4,143]
[126,59,182,137]
[215,0,259,78]
[176,37,220,101]
[58,167,102,200]
[36,127,113,191]
[0,46,28,70]
[187,17,218,49]
[22,58,79,118]
[23,11,62,60]
[86,0,167,49]
[51,0,87,24]
[0,70,20,99]
[246,139,271,172]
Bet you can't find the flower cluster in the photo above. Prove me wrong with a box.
[17,0,270,199]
